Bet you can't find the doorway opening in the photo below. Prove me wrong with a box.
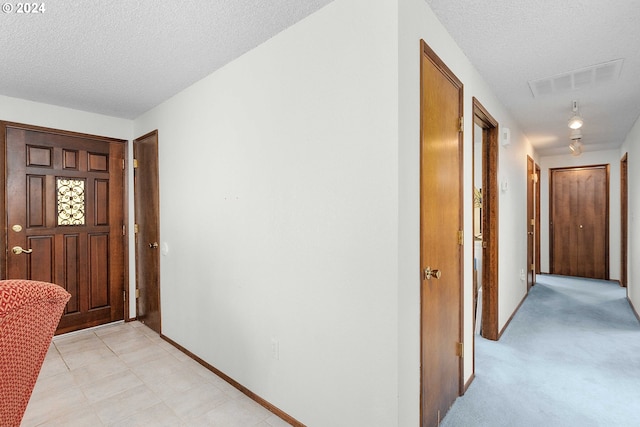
[527,156,536,290]
[471,98,499,342]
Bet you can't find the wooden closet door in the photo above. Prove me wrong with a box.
[419,40,464,427]
[550,166,608,279]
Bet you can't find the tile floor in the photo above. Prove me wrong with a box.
[21,321,292,427]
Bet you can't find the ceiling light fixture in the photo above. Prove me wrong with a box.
[568,101,584,156]
[569,139,583,156]
[570,128,582,141]
[568,100,583,129]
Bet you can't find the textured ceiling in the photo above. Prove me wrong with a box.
[0,0,333,119]
[426,0,640,156]
[2,0,639,156]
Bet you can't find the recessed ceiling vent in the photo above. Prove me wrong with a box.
[528,59,624,97]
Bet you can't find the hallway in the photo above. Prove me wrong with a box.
[442,275,640,427]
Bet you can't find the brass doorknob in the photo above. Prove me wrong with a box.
[423,266,442,280]
[148,242,159,249]
[12,246,33,255]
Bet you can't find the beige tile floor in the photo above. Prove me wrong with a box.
[21,321,292,427]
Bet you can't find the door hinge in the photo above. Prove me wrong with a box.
[122,225,126,236]
[122,159,125,170]
[459,117,464,133]
[135,288,140,299]
[531,264,535,270]
[123,290,126,302]
[134,224,139,234]
[133,158,139,169]
[530,218,535,226]
[457,230,464,246]
[456,342,464,357]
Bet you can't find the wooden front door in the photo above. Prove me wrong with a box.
[420,40,463,427]
[2,122,126,334]
[550,165,609,279]
[134,131,161,333]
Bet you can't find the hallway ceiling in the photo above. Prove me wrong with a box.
[426,0,640,156]
[0,0,333,119]
[2,1,639,157]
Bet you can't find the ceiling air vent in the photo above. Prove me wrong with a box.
[528,59,624,97]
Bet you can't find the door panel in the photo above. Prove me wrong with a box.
[134,130,161,333]
[420,41,463,427]
[526,156,535,289]
[3,122,126,334]
[535,163,541,275]
[621,154,628,287]
[550,166,608,279]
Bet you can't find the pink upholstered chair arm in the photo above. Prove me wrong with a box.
[0,280,71,427]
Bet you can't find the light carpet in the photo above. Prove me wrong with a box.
[441,274,640,427]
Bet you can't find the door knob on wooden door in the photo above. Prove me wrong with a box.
[423,266,442,280]
[12,246,33,255]
[148,242,159,249]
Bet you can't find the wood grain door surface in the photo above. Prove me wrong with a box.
[134,131,161,333]
[3,122,126,334]
[420,40,463,427]
[621,154,628,287]
[535,163,541,275]
[550,165,609,279]
[526,156,535,289]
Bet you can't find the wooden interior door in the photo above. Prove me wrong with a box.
[134,130,161,333]
[535,163,541,275]
[526,156,535,289]
[420,40,463,427]
[550,165,609,279]
[2,122,126,334]
[621,154,628,287]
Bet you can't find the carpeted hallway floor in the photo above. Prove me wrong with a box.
[441,274,640,427]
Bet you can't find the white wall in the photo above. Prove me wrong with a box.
[621,116,640,311]
[134,1,399,425]
[539,150,621,280]
[0,95,132,140]
[398,0,534,424]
